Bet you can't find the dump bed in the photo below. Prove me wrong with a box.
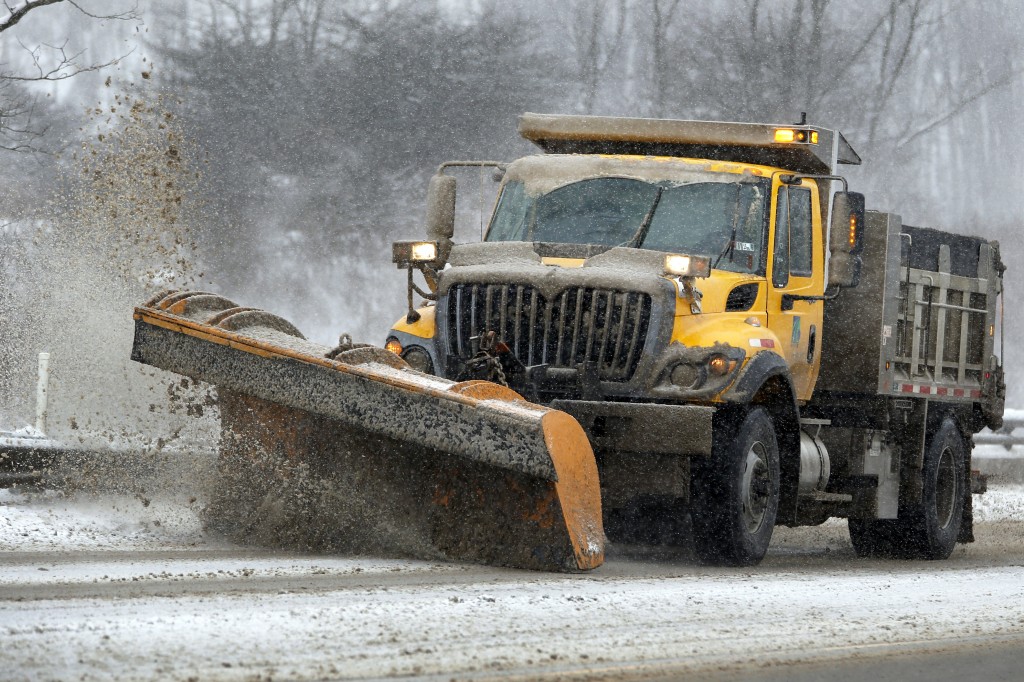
[816,211,1004,422]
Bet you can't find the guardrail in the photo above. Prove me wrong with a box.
[974,414,1024,450]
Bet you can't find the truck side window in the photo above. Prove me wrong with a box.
[788,187,813,277]
[772,188,790,288]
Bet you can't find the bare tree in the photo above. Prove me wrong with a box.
[0,0,65,34]
[656,0,1019,155]
[0,0,140,151]
[641,0,683,118]
[559,0,627,113]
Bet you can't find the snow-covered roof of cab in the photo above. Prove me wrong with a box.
[518,112,861,176]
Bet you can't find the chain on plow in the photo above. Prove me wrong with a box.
[466,330,508,387]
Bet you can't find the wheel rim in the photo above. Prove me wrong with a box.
[741,441,771,534]
[935,445,958,530]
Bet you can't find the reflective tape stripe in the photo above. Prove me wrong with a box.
[895,383,983,400]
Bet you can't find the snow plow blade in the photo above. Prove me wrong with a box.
[131,291,604,572]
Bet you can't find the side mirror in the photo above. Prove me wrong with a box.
[828,191,866,288]
[425,173,456,265]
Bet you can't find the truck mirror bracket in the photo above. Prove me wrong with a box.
[404,264,437,324]
[781,287,842,311]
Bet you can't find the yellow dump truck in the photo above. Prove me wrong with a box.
[132,113,1005,570]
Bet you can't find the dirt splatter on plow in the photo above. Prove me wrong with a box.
[131,290,604,571]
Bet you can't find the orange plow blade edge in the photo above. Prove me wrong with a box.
[131,291,604,572]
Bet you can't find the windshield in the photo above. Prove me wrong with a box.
[486,175,769,274]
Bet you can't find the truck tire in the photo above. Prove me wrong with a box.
[690,407,780,566]
[848,417,966,560]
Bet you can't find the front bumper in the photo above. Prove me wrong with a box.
[551,400,714,457]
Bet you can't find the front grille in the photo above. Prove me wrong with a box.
[446,283,651,381]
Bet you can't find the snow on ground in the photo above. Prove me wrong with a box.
[3,560,1024,681]
[973,482,1024,522]
[3,483,1023,553]
[1,481,1023,680]
[0,488,214,552]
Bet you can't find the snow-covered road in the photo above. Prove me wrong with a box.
[2,481,1023,681]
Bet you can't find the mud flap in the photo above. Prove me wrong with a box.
[131,291,604,572]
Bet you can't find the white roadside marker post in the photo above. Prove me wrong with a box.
[34,352,50,436]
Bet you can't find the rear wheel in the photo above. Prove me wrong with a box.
[690,407,780,566]
[849,417,966,559]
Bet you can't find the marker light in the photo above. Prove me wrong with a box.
[848,214,858,248]
[774,129,795,143]
[708,354,730,376]
[774,128,818,144]
[664,253,711,278]
[385,337,403,355]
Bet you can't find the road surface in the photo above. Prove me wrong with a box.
[2,476,1022,681]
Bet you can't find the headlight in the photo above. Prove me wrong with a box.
[402,346,434,374]
[664,253,711,278]
[652,346,746,398]
[392,240,439,266]
[411,242,438,261]
[670,363,700,389]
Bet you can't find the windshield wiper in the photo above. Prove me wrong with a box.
[713,185,746,269]
[624,187,663,248]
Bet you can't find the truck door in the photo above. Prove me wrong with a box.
[766,180,824,401]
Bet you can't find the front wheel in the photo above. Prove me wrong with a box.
[690,407,780,566]
[849,416,966,560]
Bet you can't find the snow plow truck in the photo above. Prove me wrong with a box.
[131,113,1005,571]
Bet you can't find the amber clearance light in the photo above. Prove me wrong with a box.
[773,128,819,145]
[708,354,731,376]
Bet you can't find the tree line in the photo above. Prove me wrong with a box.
[1,0,1021,350]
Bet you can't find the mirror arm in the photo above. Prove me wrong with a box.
[436,160,507,174]
[404,265,438,324]
[411,264,438,300]
[781,286,842,311]
[779,173,848,192]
